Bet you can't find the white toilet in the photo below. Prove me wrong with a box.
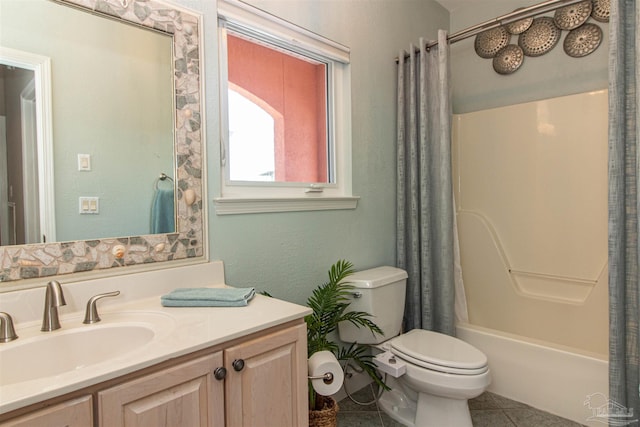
[338,266,490,427]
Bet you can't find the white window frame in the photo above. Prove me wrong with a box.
[215,0,358,215]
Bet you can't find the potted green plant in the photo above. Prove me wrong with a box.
[305,260,388,427]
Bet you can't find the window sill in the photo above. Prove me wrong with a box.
[214,196,359,215]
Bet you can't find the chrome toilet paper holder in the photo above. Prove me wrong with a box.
[308,372,334,384]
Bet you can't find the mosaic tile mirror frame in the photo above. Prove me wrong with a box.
[0,0,204,284]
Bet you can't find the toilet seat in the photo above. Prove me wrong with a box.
[391,349,489,375]
[390,329,488,375]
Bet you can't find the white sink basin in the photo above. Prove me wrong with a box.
[0,312,175,386]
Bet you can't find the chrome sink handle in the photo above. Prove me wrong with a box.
[0,312,18,343]
[83,291,121,324]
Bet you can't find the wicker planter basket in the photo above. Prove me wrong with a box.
[309,395,339,427]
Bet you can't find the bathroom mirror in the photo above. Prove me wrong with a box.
[1,1,175,246]
[0,0,204,285]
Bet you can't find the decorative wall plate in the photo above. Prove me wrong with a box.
[518,17,561,57]
[505,9,533,35]
[493,44,524,74]
[554,0,592,30]
[591,0,610,22]
[475,26,510,58]
[564,23,603,57]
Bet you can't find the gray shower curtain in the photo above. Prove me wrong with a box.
[396,31,455,336]
[609,0,640,423]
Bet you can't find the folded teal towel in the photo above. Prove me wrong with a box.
[161,287,256,307]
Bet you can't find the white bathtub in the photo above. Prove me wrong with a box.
[457,323,609,427]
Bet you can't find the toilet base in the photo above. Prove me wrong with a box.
[378,386,417,427]
[415,392,472,427]
[378,381,473,427]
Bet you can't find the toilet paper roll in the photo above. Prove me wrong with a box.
[308,350,344,396]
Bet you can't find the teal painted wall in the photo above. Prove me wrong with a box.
[204,0,609,303]
[449,0,608,113]
[140,0,609,311]
[173,0,449,305]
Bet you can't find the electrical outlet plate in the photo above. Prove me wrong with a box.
[79,197,99,214]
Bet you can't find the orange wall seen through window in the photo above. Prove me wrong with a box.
[227,34,328,183]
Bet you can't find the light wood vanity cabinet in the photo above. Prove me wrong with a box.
[0,321,308,427]
[225,323,307,427]
[0,396,93,427]
[98,353,225,427]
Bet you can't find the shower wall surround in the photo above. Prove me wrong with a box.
[453,90,608,356]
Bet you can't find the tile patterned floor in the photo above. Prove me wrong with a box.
[336,384,586,427]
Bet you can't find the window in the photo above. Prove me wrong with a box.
[216,0,358,214]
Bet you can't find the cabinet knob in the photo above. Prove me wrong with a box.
[214,367,227,380]
[232,359,245,372]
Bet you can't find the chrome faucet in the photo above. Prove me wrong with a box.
[41,280,66,331]
[83,291,120,324]
[0,312,18,342]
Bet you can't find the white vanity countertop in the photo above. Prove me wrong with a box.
[0,262,311,414]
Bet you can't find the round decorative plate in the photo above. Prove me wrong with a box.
[505,9,533,34]
[554,0,592,30]
[475,26,510,58]
[564,23,603,57]
[518,17,561,57]
[493,44,524,74]
[591,0,610,22]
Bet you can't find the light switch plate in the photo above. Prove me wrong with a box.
[78,154,91,171]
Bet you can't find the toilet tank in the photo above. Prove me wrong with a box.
[337,266,407,345]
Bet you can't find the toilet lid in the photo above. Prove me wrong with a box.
[390,329,488,375]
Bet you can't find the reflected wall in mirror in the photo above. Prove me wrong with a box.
[0,0,204,284]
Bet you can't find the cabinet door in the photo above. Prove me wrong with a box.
[225,324,308,427]
[0,395,92,427]
[98,353,224,427]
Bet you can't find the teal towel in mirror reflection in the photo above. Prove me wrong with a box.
[151,187,175,234]
[161,287,256,307]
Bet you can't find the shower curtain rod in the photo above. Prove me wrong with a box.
[396,0,587,63]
